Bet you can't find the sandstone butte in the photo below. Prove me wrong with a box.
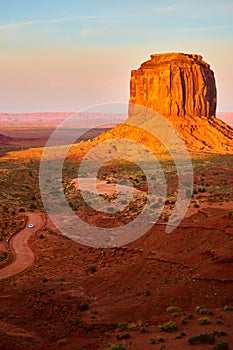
[1,52,233,163]
[128,52,233,153]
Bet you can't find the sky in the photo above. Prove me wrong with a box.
[0,0,233,113]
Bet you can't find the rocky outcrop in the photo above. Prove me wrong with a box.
[130,52,217,119]
[129,52,233,153]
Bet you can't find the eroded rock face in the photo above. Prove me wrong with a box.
[128,52,233,153]
[130,52,217,119]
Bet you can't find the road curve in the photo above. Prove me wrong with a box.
[0,213,44,280]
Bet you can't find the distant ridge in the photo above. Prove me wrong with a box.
[0,112,126,128]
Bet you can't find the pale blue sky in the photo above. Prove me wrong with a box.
[0,0,233,112]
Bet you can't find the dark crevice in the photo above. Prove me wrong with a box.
[179,67,186,116]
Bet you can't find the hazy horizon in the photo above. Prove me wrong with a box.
[0,1,233,113]
[0,111,232,128]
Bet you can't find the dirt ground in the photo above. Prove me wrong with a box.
[0,122,232,349]
[0,201,232,350]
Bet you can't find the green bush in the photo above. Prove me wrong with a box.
[213,342,229,350]
[158,321,178,332]
[198,317,211,325]
[223,305,233,311]
[176,332,186,339]
[108,345,127,350]
[166,306,181,313]
[188,333,215,345]
[89,266,97,273]
[116,334,130,340]
[77,301,89,311]
[57,339,67,346]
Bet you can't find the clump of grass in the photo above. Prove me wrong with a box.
[57,339,67,346]
[213,342,229,350]
[140,327,150,333]
[116,334,130,340]
[157,337,165,343]
[89,266,97,273]
[77,301,89,311]
[195,306,210,315]
[213,330,227,337]
[188,333,215,345]
[117,323,128,330]
[198,317,211,325]
[166,306,181,313]
[159,346,166,350]
[181,316,188,324]
[158,321,178,332]
[150,338,156,344]
[176,332,186,339]
[223,305,233,311]
[108,345,127,350]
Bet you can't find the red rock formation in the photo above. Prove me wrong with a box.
[129,52,233,153]
[130,53,217,119]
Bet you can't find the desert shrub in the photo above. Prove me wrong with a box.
[223,305,233,311]
[57,338,67,346]
[181,316,188,324]
[150,338,156,344]
[213,342,229,350]
[166,306,181,313]
[176,332,186,339]
[108,345,127,350]
[116,334,130,340]
[198,317,211,325]
[196,306,208,315]
[145,290,151,296]
[117,324,128,330]
[159,346,166,350]
[0,251,8,263]
[159,321,178,332]
[77,301,89,311]
[188,333,215,345]
[89,266,96,273]
[213,331,227,337]
[140,327,150,333]
[157,337,165,343]
[196,306,213,315]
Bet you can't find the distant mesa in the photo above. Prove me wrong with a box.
[129,52,233,153]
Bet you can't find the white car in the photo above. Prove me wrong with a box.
[28,224,34,228]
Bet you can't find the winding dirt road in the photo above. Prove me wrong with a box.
[0,213,44,280]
